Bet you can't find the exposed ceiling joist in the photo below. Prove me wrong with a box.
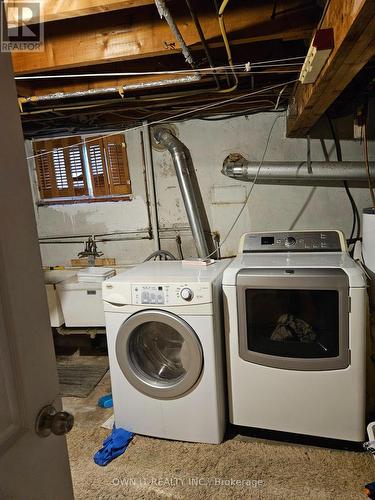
[4,0,155,25]
[11,0,317,75]
[286,0,375,138]
[19,42,304,98]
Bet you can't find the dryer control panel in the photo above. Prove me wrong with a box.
[239,230,346,253]
[131,283,211,306]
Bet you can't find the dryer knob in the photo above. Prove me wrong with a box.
[180,288,194,301]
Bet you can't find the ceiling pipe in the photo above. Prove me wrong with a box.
[18,74,201,106]
[222,155,375,181]
[153,127,213,259]
[19,1,201,108]
[155,0,196,68]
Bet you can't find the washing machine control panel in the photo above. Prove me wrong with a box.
[132,283,210,305]
[240,231,345,253]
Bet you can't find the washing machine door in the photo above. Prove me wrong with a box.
[116,309,203,399]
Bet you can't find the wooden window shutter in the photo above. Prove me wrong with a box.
[103,134,131,195]
[33,137,87,199]
[86,139,109,197]
[64,137,88,196]
[34,141,54,199]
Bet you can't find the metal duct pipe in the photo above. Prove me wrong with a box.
[153,127,210,258]
[19,74,201,104]
[222,156,375,181]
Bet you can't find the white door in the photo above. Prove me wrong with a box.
[0,41,74,499]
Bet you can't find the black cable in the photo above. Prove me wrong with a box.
[271,0,278,19]
[185,0,221,89]
[327,116,361,248]
[344,183,361,247]
[212,0,220,14]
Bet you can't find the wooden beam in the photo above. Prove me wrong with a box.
[287,0,375,138]
[4,0,155,25]
[12,0,317,75]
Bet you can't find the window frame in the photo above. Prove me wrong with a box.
[33,133,132,205]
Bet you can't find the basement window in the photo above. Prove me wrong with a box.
[33,134,132,204]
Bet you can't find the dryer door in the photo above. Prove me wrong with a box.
[116,309,203,399]
[236,268,350,371]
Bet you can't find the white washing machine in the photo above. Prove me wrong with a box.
[223,231,367,442]
[103,259,230,444]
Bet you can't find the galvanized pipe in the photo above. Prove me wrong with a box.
[222,157,375,181]
[155,0,195,67]
[20,2,201,105]
[20,74,201,104]
[153,127,209,258]
[142,121,161,252]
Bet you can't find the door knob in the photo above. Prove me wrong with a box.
[35,405,74,437]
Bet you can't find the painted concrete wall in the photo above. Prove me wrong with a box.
[27,113,375,266]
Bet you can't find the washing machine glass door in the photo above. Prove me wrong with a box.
[116,309,203,399]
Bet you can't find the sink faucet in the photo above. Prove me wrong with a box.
[78,236,103,266]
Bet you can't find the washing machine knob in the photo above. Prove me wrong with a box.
[181,288,194,301]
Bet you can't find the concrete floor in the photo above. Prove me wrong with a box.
[63,360,375,499]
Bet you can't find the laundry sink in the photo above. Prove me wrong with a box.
[44,269,76,285]
[44,269,77,327]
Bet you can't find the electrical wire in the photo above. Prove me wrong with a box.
[16,66,301,80]
[204,113,283,259]
[327,116,360,248]
[26,79,298,161]
[317,0,331,31]
[185,0,221,89]
[21,94,290,126]
[23,100,282,133]
[15,58,305,80]
[363,121,375,211]
[248,56,306,65]
[274,83,288,110]
[196,104,287,121]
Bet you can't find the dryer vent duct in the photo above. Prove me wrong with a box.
[153,127,214,259]
[222,155,375,182]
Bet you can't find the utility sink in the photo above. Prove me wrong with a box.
[76,266,115,283]
[44,269,76,285]
[44,269,77,327]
